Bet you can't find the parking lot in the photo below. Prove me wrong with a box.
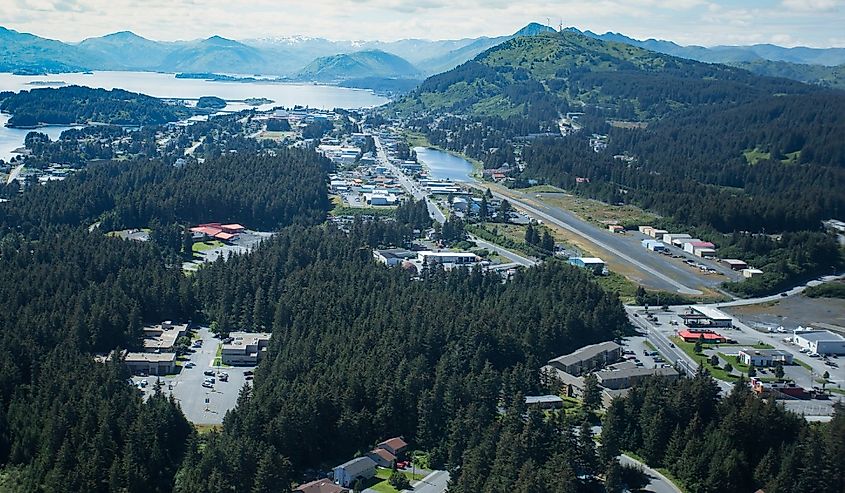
[625,305,845,418]
[183,230,273,270]
[132,326,256,424]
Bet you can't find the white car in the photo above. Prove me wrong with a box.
[809,352,820,358]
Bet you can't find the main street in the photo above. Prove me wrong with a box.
[373,134,446,224]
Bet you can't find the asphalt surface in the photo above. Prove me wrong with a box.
[471,185,704,295]
[470,235,537,267]
[619,454,682,493]
[133,327,255,424]
[373,135,446,224]
[406,471,450,493]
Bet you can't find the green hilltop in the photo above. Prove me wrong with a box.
[393,31,815,120]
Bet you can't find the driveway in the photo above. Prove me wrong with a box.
[619,454,682,493]
[404,470,449,493]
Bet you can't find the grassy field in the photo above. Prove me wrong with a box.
[192,240,224,253]
[194,424,222,434]
[534,192,660,228]
[671,337,740,382]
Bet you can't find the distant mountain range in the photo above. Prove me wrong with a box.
[565,28,845,89]
[1,23,843,89]
[297,50,422,82]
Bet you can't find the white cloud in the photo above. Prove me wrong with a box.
[781,0,840,12]
[1,0,843,47]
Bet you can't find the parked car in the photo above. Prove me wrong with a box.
[202,381,213,388]
[204,370,215,376]
[185,362,195,368]
[139,379,148,388]
[204,377,215,384]
[219,374,228,382]
[244,370,254,376]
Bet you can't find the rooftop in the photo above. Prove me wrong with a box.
[595,366,678,380]
[794,330,845,343]
[525,395,564,405]
[334,456,376,475]
[689,306,732,321]
[125,352,176,363]
[378,436,408,451]
[549,341,622,367]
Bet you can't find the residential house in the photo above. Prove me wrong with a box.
[367,448,396,468]
[332,457,377,488]
[294,479,349,493]
[377,437,408,458]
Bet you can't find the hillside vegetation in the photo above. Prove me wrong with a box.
[0,85,191,127]
[394,31,813,120]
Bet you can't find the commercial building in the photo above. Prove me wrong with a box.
[648,229,668,239]
[662,233,691,244]
[679,306,733,328]
[221,332,272,365]
[742,268,764,278]
[738,349,794,367]
[595,366,679,390]
[568,257,606,275]
[417,251,479,266]
[641,239,667,252]
[638,226,655,236]
[722,259,748,271]
[332,457,376,488]
[373,248,416,267]
[547,341,622,376]
[793,330,845,355]
[678,329,728,344]
[293,479,350,493]
[124,352,177,376]
[525,395,565,409]
[190,222,244,242]
[142,321,188,353]
[683,241,715,254]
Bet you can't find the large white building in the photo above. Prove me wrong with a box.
[793,330,845,355]
[417,251,479,266]
[221,332,272,365]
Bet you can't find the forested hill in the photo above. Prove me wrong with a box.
[392,30,815,120]
[0,85,192,127]
[0,150,331,233]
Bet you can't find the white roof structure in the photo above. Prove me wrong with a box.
[690,306,732,321]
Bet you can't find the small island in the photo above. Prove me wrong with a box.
[196,96,227,110]
[244,97,274,106]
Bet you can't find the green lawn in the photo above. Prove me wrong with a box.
[192,240,223,253]
[671,337,740,382]
[364,467,425,493]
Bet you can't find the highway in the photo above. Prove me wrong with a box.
[714,273,845,307]
[466,184,704,295]
[470,235,537,267]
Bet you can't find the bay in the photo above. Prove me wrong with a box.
[0,71,389,163]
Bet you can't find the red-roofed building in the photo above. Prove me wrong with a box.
[293,479,350,493]
[221,224,245,233]
[213,232,237,242]
[366,448,396,468]
[377,437,408,457]
[678,329,727,344]
[190,226,223,237]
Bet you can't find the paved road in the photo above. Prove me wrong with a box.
[714,273,845,307]
[404,470,449,493]
[470,235,537,267]
[620,454,682,493]
[467,185,704,295]
[373,135,446,224]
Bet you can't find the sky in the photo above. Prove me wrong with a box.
[2,0,844,47]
